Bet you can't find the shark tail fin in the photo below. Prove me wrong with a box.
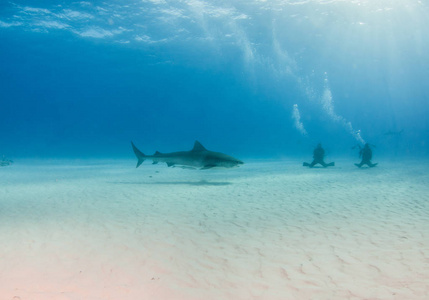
[131,141,146,168]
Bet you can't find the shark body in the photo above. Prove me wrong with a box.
[131,141,243,170]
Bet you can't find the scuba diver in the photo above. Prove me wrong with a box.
[303,143,335,168]
[355,143,378,168]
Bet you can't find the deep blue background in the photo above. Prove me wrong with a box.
[1,1,428,160]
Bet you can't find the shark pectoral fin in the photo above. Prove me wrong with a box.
[167,162,175,167]
[201,164,216,170]
[179,166,197,170]
[303,162,310,167]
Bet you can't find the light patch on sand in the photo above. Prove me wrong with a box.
[1,159,428,299]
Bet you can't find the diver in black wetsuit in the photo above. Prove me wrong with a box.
[303,143,335,168]
[355,143,378,168]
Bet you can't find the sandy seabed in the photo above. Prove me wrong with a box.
[0,158,428,300]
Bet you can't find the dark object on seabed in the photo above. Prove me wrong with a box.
[0,155,13,167]
[303,143,335,168]
[355,143,378,168]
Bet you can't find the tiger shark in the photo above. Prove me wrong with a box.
[131,141,243,170]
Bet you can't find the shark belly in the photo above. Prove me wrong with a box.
[149,152,206,168]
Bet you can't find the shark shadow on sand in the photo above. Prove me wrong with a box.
[108,180,232,186]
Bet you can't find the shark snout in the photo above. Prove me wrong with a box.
[222,158,243,168]
[234,159,244,167]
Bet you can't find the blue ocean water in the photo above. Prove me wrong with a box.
[1,0,428,160]
[2,3,429,298]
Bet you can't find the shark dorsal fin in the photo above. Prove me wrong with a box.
[192,140,207,152]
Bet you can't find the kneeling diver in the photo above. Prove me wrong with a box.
[355,143,378,168]
[303,143,335,168]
